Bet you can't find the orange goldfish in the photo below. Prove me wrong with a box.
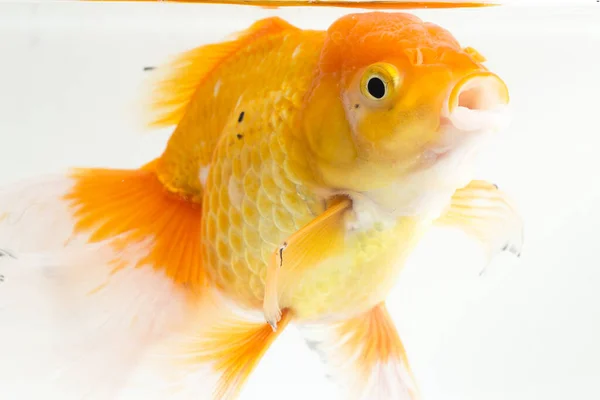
[0,11,522,400]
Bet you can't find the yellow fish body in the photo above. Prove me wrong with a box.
[0,12,522,400]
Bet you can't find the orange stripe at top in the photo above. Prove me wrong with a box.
[82,0,498,9]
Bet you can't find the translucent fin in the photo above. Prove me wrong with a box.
[144,16,297,128]
[0,169,207,397]
[0,174,81,254]
[263,197,352,329]
[299,303,419,400]
[121,291,292,400]
[0,235,193,398]
[64,167,206,288]
[435,180,524,270]
[0,165,206,288]
[0,169,282,399]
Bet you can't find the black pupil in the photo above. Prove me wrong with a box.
[367,77,386,99]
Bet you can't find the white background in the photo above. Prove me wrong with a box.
[0,1,599,399]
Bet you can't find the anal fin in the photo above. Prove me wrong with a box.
[121,291,292,400]
[299,303,419,400]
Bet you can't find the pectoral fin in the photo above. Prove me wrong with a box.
[299,303,419,400]
[263,197,352,330]
[435,180,523,270]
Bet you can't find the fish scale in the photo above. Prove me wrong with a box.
[203,87,323,306]
[157,13,483,320]
[202,84,427,319]
[0,13,520,399]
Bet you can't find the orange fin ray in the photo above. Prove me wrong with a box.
[299,303,420,400]
[64,166,206,288]
[122,292,292,400]
[0,173,195,398]
[263,197,352,330]
[198,309,292,399]
[434,179,523,272]
[143,16,297,128]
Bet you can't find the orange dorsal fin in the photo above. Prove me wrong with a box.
[144,16,297,128]
[63,166,206,288]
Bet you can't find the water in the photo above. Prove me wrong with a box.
[0,1,599,399]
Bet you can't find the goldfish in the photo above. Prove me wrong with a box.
[0,11,523,400]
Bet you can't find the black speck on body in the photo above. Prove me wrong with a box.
[236,133,243,140]
[278,242,288,268]
[238,111,245,123]
[354,104,359,109]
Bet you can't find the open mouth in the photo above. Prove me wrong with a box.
[445,71,511,132]
[420,72,511,168]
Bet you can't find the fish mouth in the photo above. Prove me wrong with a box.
[425,71,511,162]
[444,71,511,132]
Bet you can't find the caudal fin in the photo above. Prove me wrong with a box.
[0,165,206,286]
[64,166,206,287]
[0,241,193,399]
[0,165,207,397]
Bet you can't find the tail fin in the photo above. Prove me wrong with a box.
[0,173,81,253]
[0,165,207,397]
[0,166,290,399]
[65,166,206,287]
[0,165,206,287]
[0,241,193,399]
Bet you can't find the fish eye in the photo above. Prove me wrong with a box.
[359,63,400,103]
[367,77,386,99]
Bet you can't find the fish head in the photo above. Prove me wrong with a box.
[303,12,510,216]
